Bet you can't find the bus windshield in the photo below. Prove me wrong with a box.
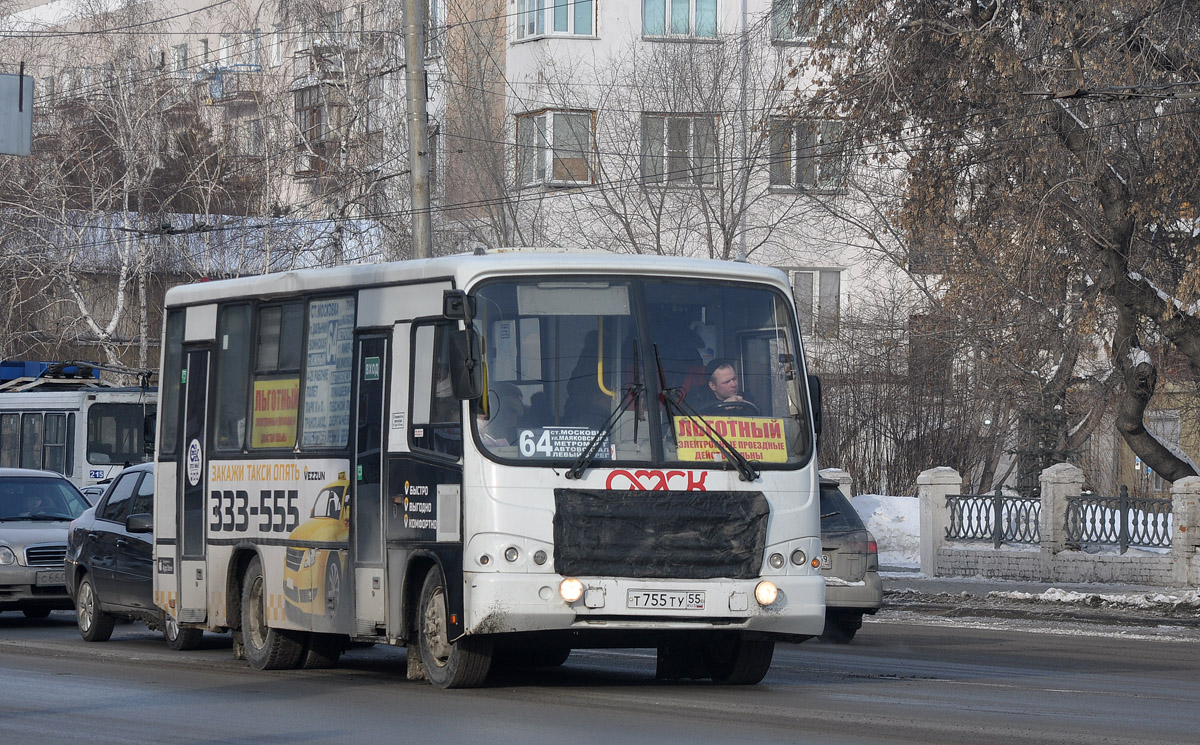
[473,277,812,467]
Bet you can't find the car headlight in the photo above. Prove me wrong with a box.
[0,547,16,565]
[301,549,319,569]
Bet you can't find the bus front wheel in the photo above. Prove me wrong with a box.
[417,566,492,689]
[704,633,774,685]
[241,555,303,670]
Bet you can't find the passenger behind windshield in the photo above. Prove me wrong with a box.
[479,382,525,447]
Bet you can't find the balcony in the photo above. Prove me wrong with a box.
[207,64,263,107]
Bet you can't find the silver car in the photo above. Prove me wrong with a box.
[0,468,93,617]
[819,479,882,642]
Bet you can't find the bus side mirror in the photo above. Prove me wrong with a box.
[449,329,484,400]
[443,290,477,321]
[807,374,822,448]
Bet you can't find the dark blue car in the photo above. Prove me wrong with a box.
[64,462,201,649]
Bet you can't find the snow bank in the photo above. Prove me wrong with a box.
[850,494,920,569]
[991,588,1200,610]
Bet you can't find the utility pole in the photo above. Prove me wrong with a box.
[404,0,433,258]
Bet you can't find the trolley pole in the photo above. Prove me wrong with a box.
[404,0,433,259]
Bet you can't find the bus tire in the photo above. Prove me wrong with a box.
[417,566,492,689]
[75,574,115,642]
[241,555,303,670]
[163,613,203,651]
[299,633,344,669]
[704,634,774,685]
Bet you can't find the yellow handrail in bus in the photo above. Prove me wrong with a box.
[596,319,616,399]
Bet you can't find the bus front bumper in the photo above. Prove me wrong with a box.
[463,572,825,640]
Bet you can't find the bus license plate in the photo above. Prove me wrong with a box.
[626,590,705,610]
[36,570,65,587]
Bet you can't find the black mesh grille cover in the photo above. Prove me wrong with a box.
[553,488,769,580]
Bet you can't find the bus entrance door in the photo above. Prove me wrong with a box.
[352,336,387,634]
[178,348,209,623]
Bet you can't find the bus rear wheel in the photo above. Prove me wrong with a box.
[417,566,492,689]
[241,555,303,670]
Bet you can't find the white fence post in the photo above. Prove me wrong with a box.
[918,467,961,576]
[819,467,853,499]
[1171,476,1200,587]
[1039,463,1082,555]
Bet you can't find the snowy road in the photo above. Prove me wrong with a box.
[0,608,1196,745]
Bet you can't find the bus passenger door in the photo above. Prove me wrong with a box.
[177,348,209,623]
[352,335,387,634]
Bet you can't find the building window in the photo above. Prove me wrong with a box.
[429,0,444,54]
[769,118,844,191]
[790,268,840,339]
[771,0,822,42]
[270,25,284,66]
[516,110,594,186]
[643,0,717,38]
[171,43,188,73]
[199,38,210,64]
[219,33,235,66]
[517,0,595,39]
[640,114,717,185]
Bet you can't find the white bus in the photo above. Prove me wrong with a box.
[153,250,826,687]
[0,362,156,493]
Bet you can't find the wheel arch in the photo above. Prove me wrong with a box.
[401,550,464,642]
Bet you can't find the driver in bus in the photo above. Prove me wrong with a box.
[697,360,752,411]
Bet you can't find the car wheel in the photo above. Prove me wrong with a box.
[819,611,862,644]
[704,633,774,685]
[22,607,51,619]
[240,555,303,670]
[75,575,115,642]
[163,613,204,651]
[417,565,492,689]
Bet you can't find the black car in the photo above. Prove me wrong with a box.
[64,463,202,649]
[819,479,882,643]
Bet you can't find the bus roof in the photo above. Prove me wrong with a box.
[164,251,792,307]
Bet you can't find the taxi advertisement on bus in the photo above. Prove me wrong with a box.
[206,460,351,633]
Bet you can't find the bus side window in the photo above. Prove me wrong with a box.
[411,323,461,458]
[0,413,19,468]
[215,304,253,452]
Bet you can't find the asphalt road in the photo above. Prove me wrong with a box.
[1,608,1196,745]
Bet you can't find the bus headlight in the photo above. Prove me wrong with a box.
[768,552,785,569]
[790,549,807,566]
[754,580,778,607]
[559,578,584,603]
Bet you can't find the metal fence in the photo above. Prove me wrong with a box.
[945,488,1041,548]
[1065,485,1172,554]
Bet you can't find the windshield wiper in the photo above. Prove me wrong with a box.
[565,383,644,480]
[653,344,759,482]
[4,513,75,521]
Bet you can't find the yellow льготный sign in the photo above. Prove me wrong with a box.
[251,377,300,448]
[673,416,788,463]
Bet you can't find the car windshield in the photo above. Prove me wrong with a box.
[472,276,812,468]
[0,477,91,520]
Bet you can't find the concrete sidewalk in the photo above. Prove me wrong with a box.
[880,568,1196,600]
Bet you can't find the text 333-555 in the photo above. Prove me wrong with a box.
[209,489,300,533]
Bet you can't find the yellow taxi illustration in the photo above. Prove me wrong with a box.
[283,472,350,618]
